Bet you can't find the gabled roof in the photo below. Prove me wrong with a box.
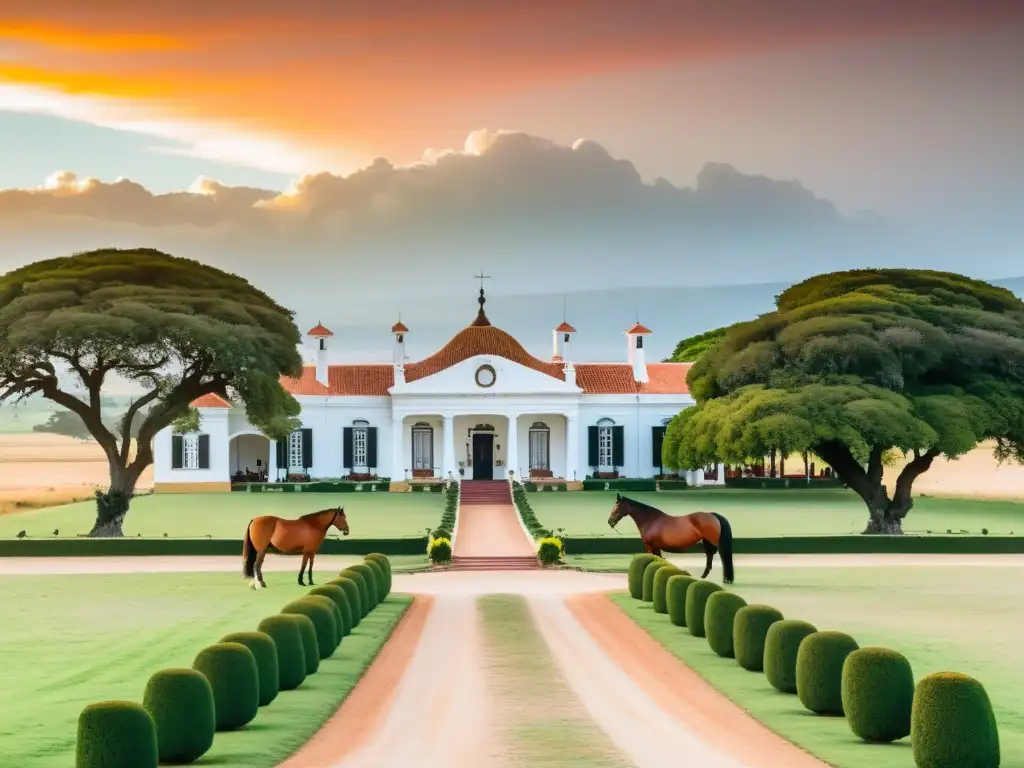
[555,321,577,333]
[307,323,333,337]
[626,322,652,335]
[403,324,565,383]
[391,321,409,333]
[191,393,232,408]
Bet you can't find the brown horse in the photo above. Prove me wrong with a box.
[608,494,735,583]
[242,508,349,589]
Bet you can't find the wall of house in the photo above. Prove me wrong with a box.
[153,409,231,490]
[512,413,567,480]
[229,434,271,476]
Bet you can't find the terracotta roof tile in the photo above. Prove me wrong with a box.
[307,323,333,337]
[391,321,410,333]
[404,325,565,382]
[280,365,394,396]
[555,321,577,333]
[191,393,231,408]
[574,362,691,394]
[626,322,652,335]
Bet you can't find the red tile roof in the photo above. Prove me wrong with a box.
[555,321,577,333]
[391,321,410,333]
[307,323,333,337]
[280,365,395,396]
[626,322,652,335]
[403,325,565,383]
[191,393,232,408]
[574,363,691,394]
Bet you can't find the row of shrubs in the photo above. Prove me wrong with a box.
[511,481,565,566]
[76,554,395,768]
[628,554,1000,768]
[427,481,459,565]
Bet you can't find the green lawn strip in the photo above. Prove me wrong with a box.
[0,571,409,767]
[478,595,630,768]
[529,489,1024,538]
[609,563,1024,768]
[0,491,444,539]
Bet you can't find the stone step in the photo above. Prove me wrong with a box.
[449,556,540,571]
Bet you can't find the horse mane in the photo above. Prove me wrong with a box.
[620,495,663,514]
[300,508,338,521]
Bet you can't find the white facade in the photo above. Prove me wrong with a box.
[153,296,724,488]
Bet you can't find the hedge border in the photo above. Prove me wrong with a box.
[0,537,428,557]
[231,481,391,493]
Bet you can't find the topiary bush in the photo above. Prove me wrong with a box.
[628,554,662,600]
[642,559,671,602]
[536,537,563,565]
[764,619,818,694]
[347,562,380,607]
[142,668,215,763]
[191,642,260,731]
[364,552,392,588]
[704,591,748,658]
[911,672,1000,768]
[257,615,307,690]
[684,580,723,637]
[841,647,915,743]
[328,576,363,625]
[796,631,860,715]
[283,613,320,675]
[665,574,697,627]
[310,584,353,639]
[77,701,158,768]
[733,605,784,672]
[652,565,683,614]
[428,537,453,565]
[340,566,374,612]
[282,596,339,659]
[221,631,279,706]
[362,558,389,602]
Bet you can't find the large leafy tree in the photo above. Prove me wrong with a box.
[663,269,1024,534]
[665,325,731,362]
[0,248,303,536]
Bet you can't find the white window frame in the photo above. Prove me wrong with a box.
[412,424,433,472]
[352,420,369,471]
[528,423,550,470]
[288,430,304,473]
[597,418,614,472]
[182,433,200,470]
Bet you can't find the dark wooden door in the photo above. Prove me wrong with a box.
[472,434,494,480]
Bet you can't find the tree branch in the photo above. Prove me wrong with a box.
[813,440,888,510]
[888,447,941,519]
[117,388,164,464]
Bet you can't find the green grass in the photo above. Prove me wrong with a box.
[530,489,1024,537]
[477,595,629,768]
[0,491,444,539]
[0,570,410,767]
[611,564,1024,768]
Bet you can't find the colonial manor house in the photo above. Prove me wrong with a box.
[153,288,725,491]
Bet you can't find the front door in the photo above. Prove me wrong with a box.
[472,433,494,480]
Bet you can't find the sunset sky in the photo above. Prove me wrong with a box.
[0,1,1022,356]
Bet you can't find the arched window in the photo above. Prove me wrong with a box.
[351,420,370,470]
[596,418,615,470]
[529,422,550,471]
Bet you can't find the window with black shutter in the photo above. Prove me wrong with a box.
[652,426,667,469]
[197,434,210,469]
[171,435,184,469]
[301,428,313,470]
[366,427,378,469]
[611,425,625,467]
[587,426,599,467]
[343,427,354,469]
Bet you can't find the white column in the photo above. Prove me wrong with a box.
[391,416,405,481]
[505,414,518,481]
[442,415,456,479]
[716,462,725,485]
[565,413,578,482]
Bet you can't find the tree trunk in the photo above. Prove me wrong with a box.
[769,448,777,478]
[88,465,141,537]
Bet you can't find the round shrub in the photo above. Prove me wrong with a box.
[365,553,392,593]
[362,558,389,602]
[257,615,307,690]
[665,574,697,627]
[841,647,914,743]
[340,566,374,612]
[704,591,748,658]
[733,605,784,672]
[911,672,1000,768]
[764,619,818,693]
[537,537,563,565]
[282,596,339,659]
[641,559,670,602]
[77,701,158,768]
[428,537,452,565]
[191,642,259,731]
[310,585,353,639]
[627,554,662,600]
[221,631,279,706]
[142,668,215,763]
[796,631,860,715]
[285,613,320,675]
[684,580,723,637]
[347,563,379,607]
[328,576,363,625]
[652,565,684,614]
[432,527,452,541]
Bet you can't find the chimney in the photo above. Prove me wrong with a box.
[391,319,409,384]
[625,322,651,383]
[307,322,333,386]
[554,320,577,386]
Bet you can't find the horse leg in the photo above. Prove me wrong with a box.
[307,552,316,585]
[701,538,718,579]
[255,549,268,589]
[297,553,308,586]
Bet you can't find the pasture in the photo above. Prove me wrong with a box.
[0,570,410,768]
[614,563,1024,768]
[530,488,1024,537]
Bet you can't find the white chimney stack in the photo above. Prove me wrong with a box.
[307,322,333,386]
[392,319,409,385]
[626,322,651,383]
[554,321,577,386]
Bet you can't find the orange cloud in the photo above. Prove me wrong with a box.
[0,21,187,52]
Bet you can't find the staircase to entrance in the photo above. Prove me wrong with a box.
[451,480,539,571]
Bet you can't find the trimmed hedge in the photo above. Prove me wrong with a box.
[665,574,697,627]
[685,580,723,637]
[764,619,818,694]
[256,615,307,690]
[657,479,689,491]
[282,597,339,659]
[346,563,379,609]
[652,565,686,614]
[364,553,392,593]
[232,480,390,493]
[796,631,860,715]
[282,613,320,675]
[911,672,1000,768]
[76,701,157,768]
[582,478,657,491]
[310,585,353,638]
[841,647,914,743]
[725,477,845,489]
[733,605,784,672]
[362,558,389,602]
[142,669,215,763]
[704,591,748,658]
[221,631,280,706]
[340,567,373,613]
[192,642,260,731]
[627,554,662,600]
[327,577,363,624]
[642,559,670,602]
[0,536,432,558]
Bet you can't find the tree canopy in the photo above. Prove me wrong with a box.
[663,269,1024,533]
[0,248,303,534]
[665,326,731,362]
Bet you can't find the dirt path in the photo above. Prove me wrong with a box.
[453,502,535,557]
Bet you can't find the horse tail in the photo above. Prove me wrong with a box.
[242,520,257,579]
[712,512,735,582]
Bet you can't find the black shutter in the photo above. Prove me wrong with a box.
[612,425,625,467]
[301,428,313,470]
[276,438,287,468]
[171,435,184,469]
[198,434,210,469]
[587,426,599,467]
[343,427,354,469]
[652,426,666,468]
[366,427,378,468]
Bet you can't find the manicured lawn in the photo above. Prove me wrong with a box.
[0,570,410,768]
[0,491,444,539]
[611,564,1024,768]
[530,488,1024,537]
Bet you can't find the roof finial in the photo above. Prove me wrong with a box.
[563,294,567,322]
[471,271,492,327]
